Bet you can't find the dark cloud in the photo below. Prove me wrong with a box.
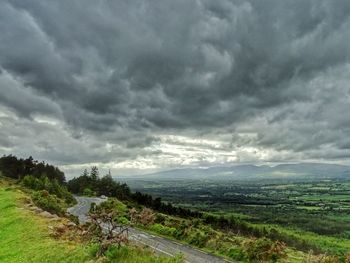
[1,0,350,173]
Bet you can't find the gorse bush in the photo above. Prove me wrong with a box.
[227,247,246,261]
[83,187,94,196]
[150,224,177,237]
[188,231,208,248]
[243,237,286,262]
[116,216,130,225]
[31,190,65,215]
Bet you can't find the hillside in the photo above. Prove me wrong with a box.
[0,177,182,263]
[1,156,349,263]
[94,195,348,263]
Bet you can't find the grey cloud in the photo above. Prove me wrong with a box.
[0,70,62,118]
[1,0,350,168]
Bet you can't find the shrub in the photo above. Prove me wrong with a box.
[117,216,130,225]
[22,175,40,190]
[87,209,129,257]
[83,188,94,196]
[188,231,208,248]
[309,253,342,263]
[22,175,75,205]
[346,252,350,263]
[139,208,155,226]
[150,223,163,233]
[87,243,100,258]
[227,247,247,261]
[31,190,65,215]
[155,214,166,224]
[323,255,340,263]
[130,208,155,226]
[105,244,120,260]
[151,224,177,237]
[243,237,286,262]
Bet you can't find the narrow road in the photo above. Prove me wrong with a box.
[68,196,234,263]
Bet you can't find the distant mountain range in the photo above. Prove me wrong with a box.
[130,163,350,181]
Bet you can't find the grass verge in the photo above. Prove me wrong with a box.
[0,179,182,263]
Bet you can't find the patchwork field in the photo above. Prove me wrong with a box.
[127,178,350,256]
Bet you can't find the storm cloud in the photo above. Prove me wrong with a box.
[1,0,350,176]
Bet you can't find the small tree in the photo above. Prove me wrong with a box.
[83,188,93,196]
[129,208,138,224]
[90,166,99,181]
[129,207,155,226]
[82,169,89,177]
[243,238,286,262]
[139,208,155,226]
[88,206,129,257]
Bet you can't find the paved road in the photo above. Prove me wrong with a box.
[67,196,105,223]
[68,196,234,263]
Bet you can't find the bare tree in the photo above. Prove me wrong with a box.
[129,207,155,226]
[88,209,129,257]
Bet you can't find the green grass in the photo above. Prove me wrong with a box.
[0,179,182,263]
[103,245,183,263]
[0,183,91,263]
[253,222,350,256]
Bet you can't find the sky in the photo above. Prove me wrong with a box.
[1,0,350,177]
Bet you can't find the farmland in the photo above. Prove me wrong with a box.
[125,178,350,255]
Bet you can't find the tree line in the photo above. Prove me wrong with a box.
[0,155,200,219]
[67,167,203,218]
[0,155,285,242]
[67,167,131,199]
[0,155,65,183]
[0,155,75,214]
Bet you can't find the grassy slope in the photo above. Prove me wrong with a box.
[254,223,350,255]
[109,198,307,263]
[0,178,182,263]
[213,210,350,256]
[0,180,90,263]
[140,215,307,263]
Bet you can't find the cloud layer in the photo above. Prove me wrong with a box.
[1,0,350,176]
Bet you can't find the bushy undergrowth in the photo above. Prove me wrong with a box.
[31,190,66,215]
[151,223,177,237]
[86,198,184,263]
[243,238,287,262]
[101,200,350,263]
[22,175,75,205]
